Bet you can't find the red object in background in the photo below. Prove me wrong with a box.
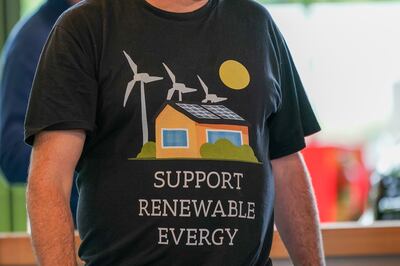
[346,148,370,217]
[302,144,370,222]
[302,146,340,222]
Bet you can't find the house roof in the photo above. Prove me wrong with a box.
[156,101,249,126]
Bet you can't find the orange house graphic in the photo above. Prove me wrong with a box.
[155,102,250,159]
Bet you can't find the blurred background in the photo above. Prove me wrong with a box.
[0,0,399,233]
[264,0,400,224]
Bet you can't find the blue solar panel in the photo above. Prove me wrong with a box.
[176,103,220,119]
[202,105,245,121]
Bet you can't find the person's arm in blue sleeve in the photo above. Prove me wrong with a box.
[0,44,37,184]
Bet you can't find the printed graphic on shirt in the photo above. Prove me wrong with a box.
[123,51,164,144]
[219,59,250,90]
[122,51,259,163]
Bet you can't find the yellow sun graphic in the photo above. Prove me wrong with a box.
[219,60,250,90]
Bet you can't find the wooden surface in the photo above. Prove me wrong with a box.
[0,232,82,265]
[271,221,400,259]
[1,221,400,265]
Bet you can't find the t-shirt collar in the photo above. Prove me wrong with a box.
[138,0,216,21]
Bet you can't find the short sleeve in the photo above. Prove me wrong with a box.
[267,18,321,160]
[24,25,98,147]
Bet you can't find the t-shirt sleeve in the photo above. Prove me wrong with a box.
[266,17,321,160]
[24,24,98,147]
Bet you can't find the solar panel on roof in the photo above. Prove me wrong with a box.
[176,103,220,120]
[202,105,245,121]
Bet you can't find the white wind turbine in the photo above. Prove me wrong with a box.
[197,75,227,103]
[162,63,197,101]
[123,51,163,145]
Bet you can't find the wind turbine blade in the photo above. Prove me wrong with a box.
[162,63,176,83]
[197,75,208,94]
[123,51,138,74]
[167,88,175,100]
[182,87,197,93]
[215,97,227,103]
[144,76,164,83]
[123,80,136,107]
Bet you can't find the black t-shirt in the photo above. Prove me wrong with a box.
[24,0,321,265]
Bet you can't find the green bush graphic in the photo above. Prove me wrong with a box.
[200,139,258,163]
[136,141,156,158]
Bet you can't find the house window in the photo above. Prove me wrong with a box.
[207,130,243,146]
[162,128,189,148]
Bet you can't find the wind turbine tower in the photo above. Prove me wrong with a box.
[123,51,163,144]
